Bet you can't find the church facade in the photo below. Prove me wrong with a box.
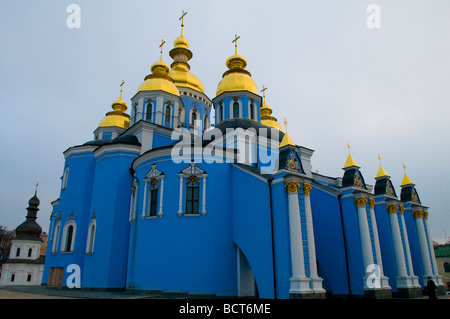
[42,15,445,298]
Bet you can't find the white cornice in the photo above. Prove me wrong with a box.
[94,143,141,159]
[64,145,98,160]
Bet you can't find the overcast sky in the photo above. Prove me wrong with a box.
[0,0,449,243]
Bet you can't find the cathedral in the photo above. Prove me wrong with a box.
[42,13,445,299]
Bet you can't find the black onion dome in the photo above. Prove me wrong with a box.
[15,192,42,241]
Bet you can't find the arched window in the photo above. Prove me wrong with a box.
[16,247,20,257]
[203,115,208,132]
[28,248,32,258]
[86,220,96,254]
[233,102,240,118]
[250,102,255,120]
[62,166,69,190]
[52,222,60,253]
[27,274,32,282]
[62,221,76,252]
[146,101,152,121]
[444,262,450,273]
[216,104,222,123]
[191,110,198,126]
[164,105,171,127]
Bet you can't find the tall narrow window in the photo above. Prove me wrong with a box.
[65,225,74,252]
[164,105,171,127]
[132,103,137,124]
[149,189,158,217]
[203,116,208,132]
[186,186,199,215]
[52,223,60,253]
[216,104,222,123]
[250,102,255,120]
[16,247,20,257]
[62,166,69,190]
[27,274,32,282]
[191,110,197,125]
[233,102,240,118]
[86,221,96,254]
[146,101,152,121]
[28,248,32,257]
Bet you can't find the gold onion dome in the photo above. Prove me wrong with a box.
[216,35,258,96]
[99,81,130,129]
[168,11,205,93]
[260,86,283,131]
[137,40,180,96]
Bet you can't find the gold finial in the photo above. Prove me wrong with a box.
[179,10,187,35]
[375,154,389,178]
[347,142,351,153]
[378,154,381,164]
[159,39,166,61]
[283,118,288,132]
[232,34,240,55]
[403,163,406,173]
[261,86,268,103]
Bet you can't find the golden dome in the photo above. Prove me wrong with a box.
[260,86,283,131]
[99,82,130,129]
[168,25,205,93]
[216,44,258,96]
[174,34,189,49]
[137,59,180,96]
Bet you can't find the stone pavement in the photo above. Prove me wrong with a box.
[1,285,449,299]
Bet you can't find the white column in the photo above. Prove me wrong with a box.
[285,180,311,294]
[158,178,164,218]
[369,199,390,288]
[302,183,325,293]
[141,181,147,218]
[413,210,433,279]
[201,176,207,216]
[387,204,410,287]
[178,175,183,216]
[424,211,444,285]
[399,206,420,287]
[355,197,374,288]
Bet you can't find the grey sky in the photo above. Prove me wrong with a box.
[0,0,449,243]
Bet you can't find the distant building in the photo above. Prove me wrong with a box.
[434,245,450,290]
[0,192,46,286]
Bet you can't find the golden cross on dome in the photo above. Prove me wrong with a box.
[232,34,240,55]
[284,117,288,132]
[179,10,187,34]
[159,39,166,60]
[119,80,125,99]
[261,86,268,100]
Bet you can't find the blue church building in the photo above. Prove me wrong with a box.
[42,14,445,299]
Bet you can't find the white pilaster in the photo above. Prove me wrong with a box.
[413,210,434,279]
[302,183,325,293]
[355,197,374,287]
[285,180,311,294]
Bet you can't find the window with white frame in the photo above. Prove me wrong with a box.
[52,221,61,253]
[142,164,165,218]
[61,221,76,252]
[62,166,69,190]
[86,219,96,254]
[178,162,207,216]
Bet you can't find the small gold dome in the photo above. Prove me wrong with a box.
[174,34,189,49]
[216,53,257,96]
[261,105,283,131]
[99,85,130,129]
[137,60,180,96]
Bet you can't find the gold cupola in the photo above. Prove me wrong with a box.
[99,81,131,129]
[137,40,180,96]
[375,155,390,179]
[168,11,205,93]
[400,163,414,186]
[260,86,283,131]
[216,35,258,97]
